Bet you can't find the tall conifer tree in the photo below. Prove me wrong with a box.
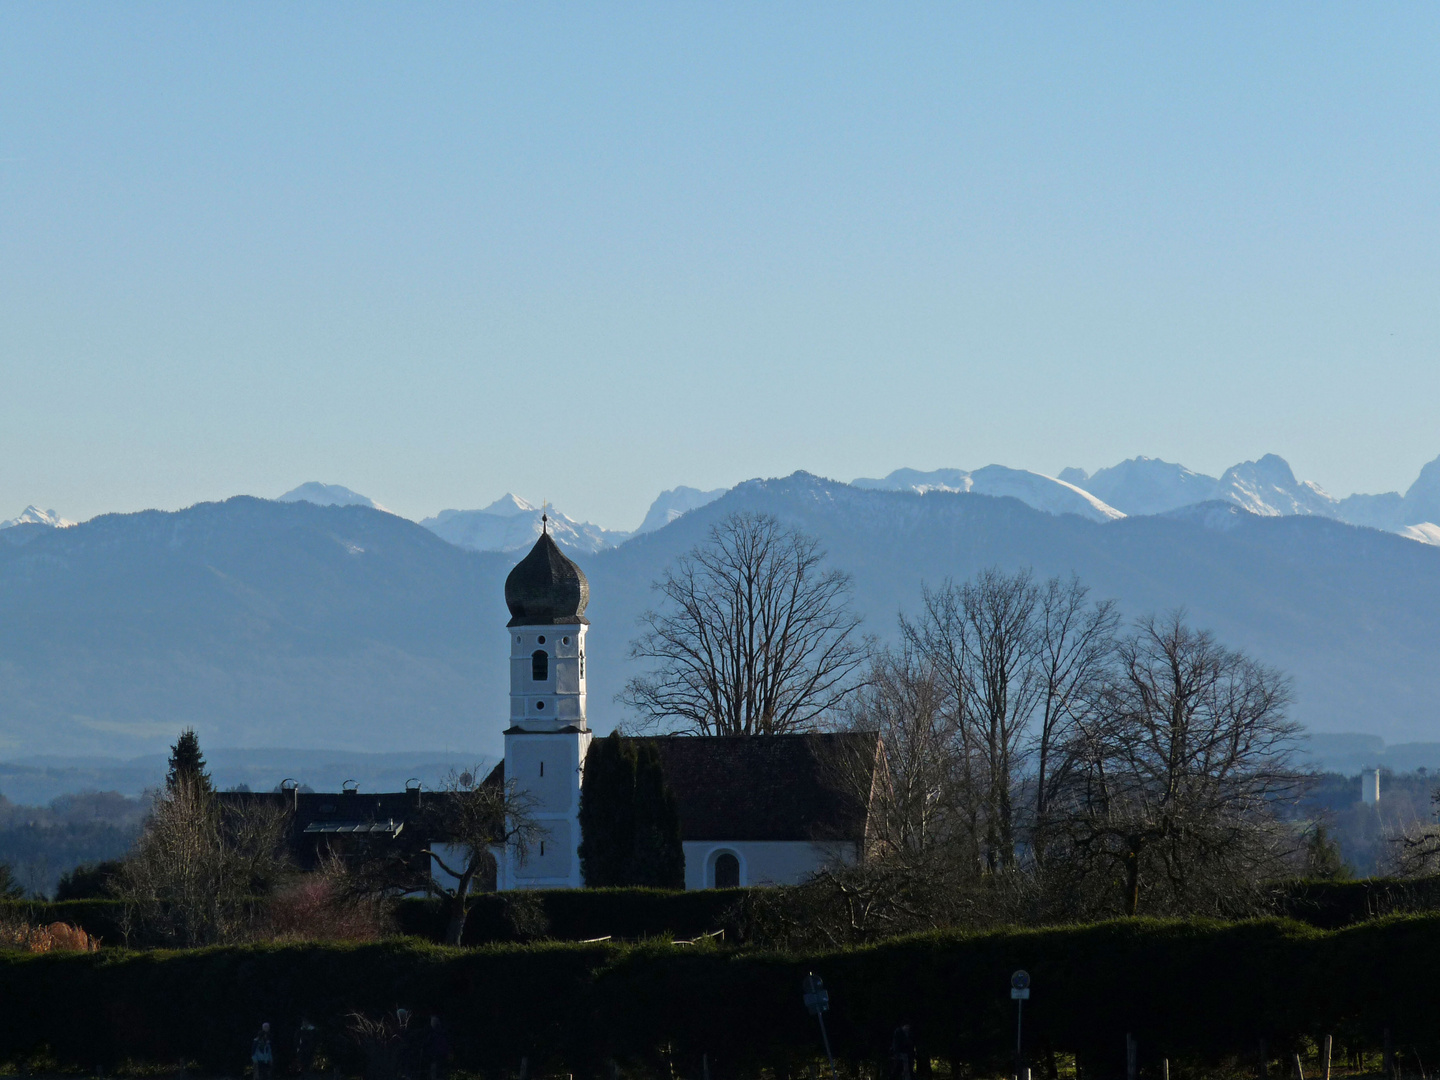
[166,727,213,794]
[578,732,636,886]
[578,732,683,888]
[628,741,684,888]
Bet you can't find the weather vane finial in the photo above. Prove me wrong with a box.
[542,500,549,534]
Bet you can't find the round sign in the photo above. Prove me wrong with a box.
[1011,970,1031,990]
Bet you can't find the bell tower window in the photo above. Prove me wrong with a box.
[532,650,549,681]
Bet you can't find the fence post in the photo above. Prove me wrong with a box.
[1322,1036,1332,1080]
[1163,1059,1170,1080]
[1385,1030,1395,1080]
[1294,1053,1305,1080]
[1126,1034,1137,1080]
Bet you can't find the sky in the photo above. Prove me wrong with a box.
[3,4,1438,532]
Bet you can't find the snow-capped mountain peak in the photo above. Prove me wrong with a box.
[634,486,727,535]
[278,482,391,514]
[0,506,75,530]
[1403,454,1440,525]
[1071,456,1220,516]
[851,466,1125,523]
[477,493,538,518]
[1214,454,1339,517]
[420,498,627,555]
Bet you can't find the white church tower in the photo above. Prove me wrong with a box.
[496,518,591,890]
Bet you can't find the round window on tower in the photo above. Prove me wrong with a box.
[562,636,571,646]
[537,635,546,645]
[535,700,545,711]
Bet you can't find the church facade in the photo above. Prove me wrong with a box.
[494,524,878,891]
[234,525,879,892]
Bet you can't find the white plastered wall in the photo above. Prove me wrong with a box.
[681,840,861,890]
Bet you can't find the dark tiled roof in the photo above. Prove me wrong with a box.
[504,532,590,627]
[486,733,879,844]
[219,789,432,831]
[637,732,879,843]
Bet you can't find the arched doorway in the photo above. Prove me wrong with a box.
[712,851,741,889]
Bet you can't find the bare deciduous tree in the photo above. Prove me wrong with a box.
[1056,611,1305,916]
[832,641,979,868]
[1030,576,1120,864]
[114,778,290,947]
[419,769,541,946]
[622,512,867,735]
[904,569,1045,870]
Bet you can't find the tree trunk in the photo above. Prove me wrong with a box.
[1125,848,1141,916]
[444,869,475,946]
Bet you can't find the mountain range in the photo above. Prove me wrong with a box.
[2,472,1438,771]
[10,453,1438,552]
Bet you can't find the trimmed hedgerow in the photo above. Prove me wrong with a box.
[0,916,1438,1077]
[1274,876,1440,928]
[394,887,749,944]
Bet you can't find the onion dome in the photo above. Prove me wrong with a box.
[504,527,590,627]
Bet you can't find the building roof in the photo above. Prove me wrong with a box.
[486,731,880,845]
[503,530,590,627]
[637,732,879,844]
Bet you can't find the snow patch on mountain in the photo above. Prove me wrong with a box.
[634,486,728,535]
[0,506,75,530]
[1397,522,1440,546]
[421,495,627,554]
[278,483,391,514]
[852,466,1124,523]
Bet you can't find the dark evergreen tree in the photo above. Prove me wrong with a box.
[1304,822,1352,880]
[578,733,684,888]
[165,728,213,794]
[628,741,685,889]
[0,863,25,900]
[578,732,637,887]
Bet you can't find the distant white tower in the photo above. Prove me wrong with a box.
[1361,769,1381,806]
[496,518,591,890]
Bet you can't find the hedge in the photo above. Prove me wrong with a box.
[394,887,748,944]
[7,878,1440,951]
[1274,877,1440,928]
[1,916,1438,1077]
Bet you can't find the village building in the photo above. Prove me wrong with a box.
[250,524,878,890]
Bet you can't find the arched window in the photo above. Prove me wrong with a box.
[713,852,740,889]
[532,650,548,681]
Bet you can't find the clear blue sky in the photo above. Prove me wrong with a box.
[3,4,1437,530]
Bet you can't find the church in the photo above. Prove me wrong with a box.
[491,523,878,890]
[254,525,879,891]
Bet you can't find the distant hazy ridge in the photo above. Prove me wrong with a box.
[2,473,1438,762]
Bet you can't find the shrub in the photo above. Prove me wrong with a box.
[0,919,100,953]
[267,873,391,942]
